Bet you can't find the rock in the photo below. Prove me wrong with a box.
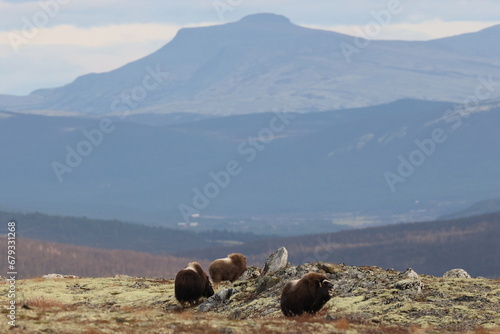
[261,307,279,316]
[42,273,79,279]
[443,269,471,278]
[262,247,288,275]
[114,274,132,279]
[401,268,419,279]
[284,266,297,277]
[256,276,280,294]
[237,266,262,281]
[317,262,337,274]
[394,279,424,293]
[198,288,237,312]
[228,309,243,320]
[131,281,149,289]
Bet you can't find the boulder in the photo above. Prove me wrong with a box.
[237,266,261,281]
[443,269,471,278]
[401,268,419,279]
[198,288,237,312]
[394,279,424,293]
[262,247,288,275]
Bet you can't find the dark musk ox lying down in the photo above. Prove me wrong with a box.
[281,272,334,317]
[174,262,214,306]
[209,253,247,284]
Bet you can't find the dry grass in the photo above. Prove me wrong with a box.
[334,318,351,330]
[22,297,68,311]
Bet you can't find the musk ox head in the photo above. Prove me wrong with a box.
[174,262,214,306]
[280,272,334,317]
[209,253,247,284]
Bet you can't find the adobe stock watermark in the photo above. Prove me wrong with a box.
[6,220,17,327]
[213,0,243,21]
[178,109,295,223]
[384,74,499,192]
[8,0,73,53]
[340,0,405,63]
[51,65,168,182]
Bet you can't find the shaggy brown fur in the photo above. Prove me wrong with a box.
[208,253,247,284]
[174,262,214,306]
[280,272,334,317]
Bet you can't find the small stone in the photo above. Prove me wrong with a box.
[261,307,279,316]
[42,273,79,279]
[282,266,297,277]
[114,274,132,279]
[228,309,242,320]
[317,262,337,274]
[131,281,149,289]
[443,269,471,278]
[262,247,288,275]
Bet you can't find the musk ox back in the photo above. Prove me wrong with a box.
[174,262,214,306]
[209,253,247,284]
[281,272,334,317]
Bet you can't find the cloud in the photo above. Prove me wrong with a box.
[305,20,500,41]
[1,23,195,48]
[0,22,200,95]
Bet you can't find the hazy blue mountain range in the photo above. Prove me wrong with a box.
[1,13,500,116]
[439,198,500,220]
[1,98,499,228]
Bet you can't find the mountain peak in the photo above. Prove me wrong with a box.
[238,13,291,25]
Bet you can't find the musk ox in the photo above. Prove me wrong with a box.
[280,272,334,317]
[174,262,214,306]
[209,253,247,285]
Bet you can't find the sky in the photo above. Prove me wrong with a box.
[1,0,499,96]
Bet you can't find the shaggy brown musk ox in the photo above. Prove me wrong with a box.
[208,253,247,285]
[174,262,214,306]
[281,272,334,317]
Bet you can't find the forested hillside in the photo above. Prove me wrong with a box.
[178,211,500,278]
[0,237,207,279]
[0,211,263,254]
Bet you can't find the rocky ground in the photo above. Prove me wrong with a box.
[1,262,499,334]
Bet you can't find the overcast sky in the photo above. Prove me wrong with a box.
[1,0,499,96]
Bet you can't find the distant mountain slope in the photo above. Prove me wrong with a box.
[1,99,500,225]
[440,198,500,220]
[0,211,264,253]
[177,211,500,278]
[0,237,208,279]
[1,13,500,115]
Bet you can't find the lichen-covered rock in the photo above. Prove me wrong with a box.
[401,268,419,279]
[131,281,149,289]
[262,247,288,275]
[256,276,280,294]
[198,288,237,312]
[42,273,79,279]
[394,279,424,293]
[443,268,472,278]
[237,266,261,281]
